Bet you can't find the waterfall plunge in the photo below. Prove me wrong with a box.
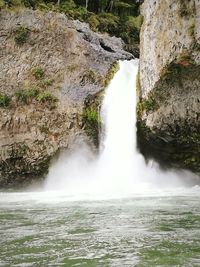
[44,60,197,199]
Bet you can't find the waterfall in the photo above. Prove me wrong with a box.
[99,60,137,181]
[95,59,145,193]
[44,60,197,199]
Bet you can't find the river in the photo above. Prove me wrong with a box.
[0,60,199,266]
[0,190,200,266]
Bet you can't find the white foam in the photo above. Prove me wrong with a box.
[42,60,199,200]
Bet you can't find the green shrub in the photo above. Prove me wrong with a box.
[0,94,11,107]
[39,79,54,87]
[115,1,132,9]
[15,87,39,104]
[59,0,76,12]
[22,0,37,8]
[126,15,143,31]
[4,0,42,8]
[82,107,100,146]
[1,0,142,52]
[14,26,30,45]
[0,0,6,8]
[87,12,120,34]
[15,89,28,103]
[59,1,89,21]
[38,2,60,11]
[97,13,119,34]
[142,97,158,112]
[36,92,58,103]
[72,6,89,21]
[32,67,45,80]
[4,0,21,7]
[27,86,40,97]
[87,14,99,31]
[83,108,99,125]
[2,0,142,51]
[15,87,57,108]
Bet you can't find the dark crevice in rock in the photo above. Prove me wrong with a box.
[99,40,115,53]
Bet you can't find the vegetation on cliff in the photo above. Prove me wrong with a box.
[137,57,200,173]
[137,0,200,174]
[1,0,143,54]
[82,62,119,147]
[0,6,131,186]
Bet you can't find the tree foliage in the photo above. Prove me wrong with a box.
[1,0,143,53]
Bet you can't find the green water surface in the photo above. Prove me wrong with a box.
[0,190,200,266]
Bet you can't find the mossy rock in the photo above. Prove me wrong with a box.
[137,49,200,174]
[13,26,30,45]
[137,120,200,173]
[0,94,11,107]
[82,91,103,147]
[104,62,119,87]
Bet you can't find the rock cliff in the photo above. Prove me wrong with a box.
[138,0,200,172]
[0,9,132,187]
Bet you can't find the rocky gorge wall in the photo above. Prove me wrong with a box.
[0,9,132,187]
[137,0,200,173]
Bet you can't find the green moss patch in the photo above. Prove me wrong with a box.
[31,67,45,80]
[0,94,11,107]
[82,91,103,147]
[0,87,58,110]
[15,87,39,104]
[141,97,158,112]
[82,107,100,141]
[14,26,30,45]
[36,92,58,104]
[137,93,159,117]
[81,63,119,147]
[104,62,119,87]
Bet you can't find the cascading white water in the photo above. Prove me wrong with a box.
[44,60,198,198]
[94,59,146,193]
[99,60,137,181]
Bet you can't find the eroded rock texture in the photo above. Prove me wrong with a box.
[0,9,132,187]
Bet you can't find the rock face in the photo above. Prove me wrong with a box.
[138,0,200,173]
[0,9,132,187]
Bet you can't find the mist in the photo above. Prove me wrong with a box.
[43,60,199,200]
